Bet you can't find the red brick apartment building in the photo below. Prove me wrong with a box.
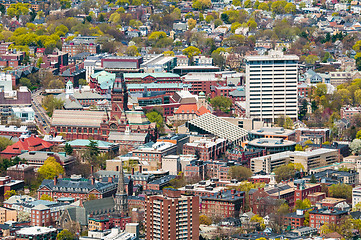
[309,207,348,231]
[201,189,245,218]
[145,189,199,240]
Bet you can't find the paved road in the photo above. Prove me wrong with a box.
[31,90,51,134]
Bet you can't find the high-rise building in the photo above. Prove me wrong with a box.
[145,189,199,240]
[245,51,299,124]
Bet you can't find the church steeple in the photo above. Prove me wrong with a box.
[115,160,128,216]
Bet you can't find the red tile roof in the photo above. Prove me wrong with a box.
[1,136,53,155]
[174,104,210,116]
[196,106,211,116]
[174,104,198,114]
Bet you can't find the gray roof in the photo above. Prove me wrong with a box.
[39,177,117,194]
[186,113,248,142]
[108,131,148,142]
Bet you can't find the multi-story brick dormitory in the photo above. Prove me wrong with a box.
[37,174,117,203]
[200,189,245,219]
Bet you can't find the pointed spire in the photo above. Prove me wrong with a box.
[115,159,128,216]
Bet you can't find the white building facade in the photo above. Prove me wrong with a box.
[245,51,299,124]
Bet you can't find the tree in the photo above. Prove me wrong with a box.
[210,96,232,112]
[271,0,287,14]
[40,194,53,201]
[199,215,212,225]
[188,18,197,30]
[284,2,296,13]
[146,111,164,134]
[310,174,317,183]
[4,190,16,200]
[56,229,76,240]
[60,0,71,9]
[214,19,223,28]
[182,46,201,62]
[211,51,226,69]
[163,51,174,56]
[273,164,295,182]
[350,139,361,154]
[7,3,30,19]
[42,95,64,117]
[305,55,319,64]
[38,157,64,180]
[205,15,214,23]
[192,0,211,10]
[283,116,293,129]
[125,46,139,56]
[329,183,352,201]
[0,137,13,151]
[229,166,252,181]
[251,214,265,230]
[64,143,73,155]
[295,144,304,151]
[258,2,269,11]
[79,79,87,86]
[295,198,311,209]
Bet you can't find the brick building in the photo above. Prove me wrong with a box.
[37,175,117,203]
[201,189,245,218]
[62,43,100,57]
[183,138,229,161]
[145,189,199,240]
[123,73,181,84]
[309,207,348,231]
[6,164,35,181]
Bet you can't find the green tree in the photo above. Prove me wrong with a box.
[64,143,73,155]
[258,2,269,11]
[229,166,252,181]
[310,174,317,183]
[305,55,319,64]
[284,2,296,13]
[295,144,304,151]
[205,15,214,23]
[192,0,211,10]
[60,0,71,9]
[214,19,223,28]
[38,157,64,180]
[42,95,64,117]
[7,3,30,18]
[243,0,252,8]
[182,46,201,63]
[146,111,164,133]
[56,229,76,240]
[40,194,53,201]
[0,137,13,151]
[329,183,352,201]
[271,0,287,14]
[283,116,293,129]
[125,46,140,56]
[79,79,87,86]
[210,96,232,112]
[295,198,311,209]
[273,164,295,182]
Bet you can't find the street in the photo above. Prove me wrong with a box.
[32,90,51,135]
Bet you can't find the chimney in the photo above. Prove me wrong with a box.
[59,174,63,179]
[139,165,142,173]
[54,176,58,185]
[91,177,95,185]
[108,177,112,183]
[132,168,135,175]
